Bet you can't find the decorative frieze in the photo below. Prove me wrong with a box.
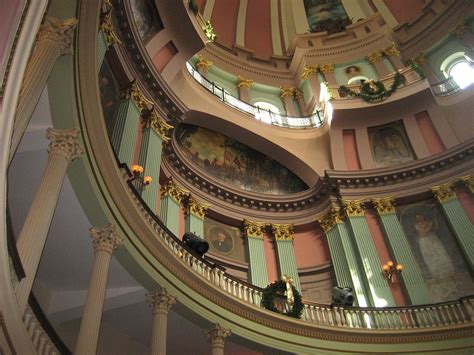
[243,220,266,239]
[100,9,121,47]
[431,182,457,203]
[371,196,396,215]
[342,199,365,217]
[317,206,344,232]
[271,224,294,241]
[46,128,84,163]
[196,54,213,72]
[451,20,468,38]
[142,109,173,142]
[90,224,123,254]
[237,76,253,89]
[161,179,189,204]
[186,196,209,220]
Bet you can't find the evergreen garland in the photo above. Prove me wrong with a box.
[261,280,303,319]
[338,72,406,103]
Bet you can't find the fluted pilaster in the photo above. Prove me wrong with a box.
[147,288,176,355]
[207,324,231,355]
[160,179,189,236]
[243,220,268,288]
[184,196,209,238]
[271,224,301,291]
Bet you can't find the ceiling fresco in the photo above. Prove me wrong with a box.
[175,124,308,195]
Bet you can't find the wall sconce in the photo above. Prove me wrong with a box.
[129,164,152,187]
[382,260,403,282]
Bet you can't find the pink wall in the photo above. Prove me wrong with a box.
[152,41,178,73]
[263,233,279,283]
[195,0,206,14]
[383,0,425,23]
[365,210,407,306]
[179,206,185,240]
[245,0,273,59]
[0,0,21,66]
[456,187,474,224]
[293,225,330,269]
[415,111,445,155]
[210,0,239,49]
[342,129,361,170]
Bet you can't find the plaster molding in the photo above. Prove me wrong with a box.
[186,196,209,220]
[341,199,365,217]
[100,9,121,47]
[142,108,173,142]
[317,206,344,232]
[160,178,189,204]
[90,224,123,254]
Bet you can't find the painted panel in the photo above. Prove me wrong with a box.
[152,41,178,73]
[304,0,350,34]
[175,124,308,195]
[368,120,415,168]
[210,0,239,49]
[398,202,474,303]
[245,0,273,59]
[204,218,245,262]
[98,60,121,138]
[130,0,164,44]
[342,129,361,170]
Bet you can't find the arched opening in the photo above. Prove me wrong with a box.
[440,52,474,89]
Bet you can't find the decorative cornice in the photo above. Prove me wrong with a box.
[46,127,84,163]
[431,182,457,203]
[100,9,121,47]
[301,65,318,79]
[280,86,295,99]
[186,196,210,220]
[371,196,396,215]
[142,109,173,142]
[341,199,365,217]
[196,54,213,71]
[243,220,266,239]
[237,75,253,89]
[271,223,294,241]
[366,50,384,63]
[460,175,473,193]
[161,179,189,204]
[319,64,335,73]
[317,206,344,232]
[451,20,468,38]
[90,224,123,254]
[146,288,176,315]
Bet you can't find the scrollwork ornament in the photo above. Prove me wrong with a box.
[161,179,189,203]
[243,220,266,239]
[206,324,231,344]
[271,224,294,241]
[46,127,84,163]
[90,224,123,254]
[195,54,213,71]
[186,196,209,220]
[142,109,173,142]
[319,64,335,73]
[431,182,456,203]
[101,9,121,47]
[366,50,384,63]
[38,17,78,56]
[237,76,253,89]
[301,65,318,79]
[342,199,365,217]
[146,288,176,314]
[126,81,154,111]
[371,196,396,215]
[280,86,295,99]
[318,206,344,232]
[384,42,400,57]
[451,21,468,38]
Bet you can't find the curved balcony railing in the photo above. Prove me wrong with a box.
[185,62,325,129]
[431,77,463,97]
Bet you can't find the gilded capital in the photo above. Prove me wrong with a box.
[186,196,209,220]
[237,76,253,89]
[319,64,335,73]
[280,86,295,99]
[90,224,123,254]
[271,224,294,241]
[142,109,173,142]
[301,65,318,79]
[161,179,189,204]
[341,199,365,217]
[371,196,396,215]
[317,207,344,232]
[195,54,213,71]
[123,81,154,112]
[243,220,266,239]
[460,175,473,193]
[146,288,176,315]
[384,42,400,57]
[411,52,427,66]
[451,21,468,38]
[38,17,78,56]
[206,324,231,345]
[46,128,84,162]
[367,50,384,63]
[431,182,457,203]
[101,9,121,47]
[294,88,304,99]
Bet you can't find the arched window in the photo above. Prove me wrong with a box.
[254,101,281,124]
[347,75,369,85]
[441,52,474,89]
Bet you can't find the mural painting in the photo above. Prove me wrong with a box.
[368,120,415,168]
[175,124,308,195]
[204,219,245,262]
[130,0,164,43]
[98,60,121,138]
[303,0,351,34]
[398,202,474,303]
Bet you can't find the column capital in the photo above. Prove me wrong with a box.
[100,9,121,47]
[341,199,365,217]
[280,86,295,99]
[294,88,304,99]
[161,179,189,204]
[38,17,78,56]
[431,182,456,203]
[319,64,335,73]
[237,76,253,89]
[460,175,473,193]
[196,54,213,71]
[46,128,84,162]
[301,65,318,79]
[142,109,173,142]
[366,50,384,63]
[371,196,396,215]
[186,196,210,220]
[410,52,427,66]
[317,206,344,232]
[146,288,176,314]
[271,223,294,241]
[122,81,154,112]
[243,220,266,239]
[90,224,123,254]
[206,324,231,345]
[451,21,468,38]
[384,42,400,57]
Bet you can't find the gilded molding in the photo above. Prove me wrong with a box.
[243,220,266,239]
[161,179,189,204]
[196,54,213,71]
[301,65,318,79]
[371,196,396,215]
[271,223,294,241]
[460,175,473,193]
[122,81,154,111]
[384,42,400,57]
[186,196,209,220]
[342,199,365,217]
[411,52,427,66]
[366,50,384,63]
[431,182,457,203]
[142,109,173,142]
[237,75,253,89]
[280,86,295,99]
[451,20,468,38]
[317,206,344,232]
[101,9,121,47]
[319,64,335,73]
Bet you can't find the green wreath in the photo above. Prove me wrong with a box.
[261,280,303,319]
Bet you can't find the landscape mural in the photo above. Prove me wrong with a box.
[368,120,415,168]
[398,202,474,303]
[204,218,245,262]
[304,0,351,34]
[130,0,164,43]
[175,124,308,195]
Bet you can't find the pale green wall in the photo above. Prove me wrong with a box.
[334,59,379,84]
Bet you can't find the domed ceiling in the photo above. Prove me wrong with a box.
[174,124,308,195]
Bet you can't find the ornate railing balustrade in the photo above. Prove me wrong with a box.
[185,62,325,129]
[431,77,463,97]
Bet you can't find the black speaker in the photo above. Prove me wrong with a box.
[332,286,355,306]
[182,232,209,257]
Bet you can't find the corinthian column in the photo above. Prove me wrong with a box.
[75,224,123,355]
[9,17,78,161]
[147,288,176,355]
[16,128,83,311]
[207,324,231,355]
